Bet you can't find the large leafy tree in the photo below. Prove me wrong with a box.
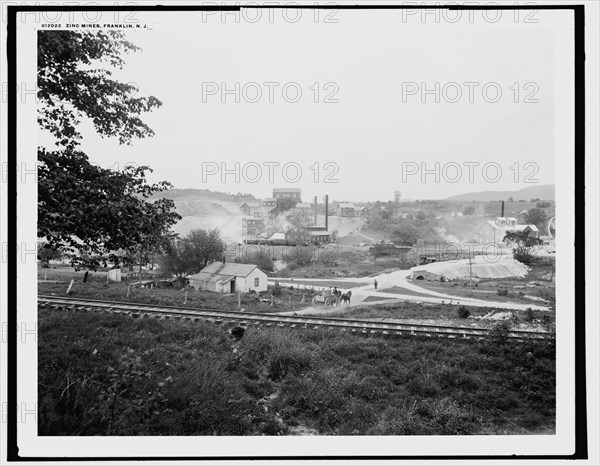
[38,30,161,147]
[503,231,543,266]
[523,207,548,231]
[160,229,225,282]
[37,31,179,268]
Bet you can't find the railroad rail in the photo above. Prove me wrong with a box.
[38,295,553,342]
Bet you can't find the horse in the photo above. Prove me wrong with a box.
[329,289,342,307]
[340,290,352,307]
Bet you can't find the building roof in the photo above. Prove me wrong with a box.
[253,206,278,214]
[309,230,330,236]
[338,203,355,209]
[263,197,277,202]
[295,202,313,209]
[240,201,261,207]
[513,224,539,232]
[189,272,235,285]
[269,233,286,241]
[273,188,301,192]
[196,261,260,278]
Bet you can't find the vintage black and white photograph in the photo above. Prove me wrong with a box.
[2,1,598,463]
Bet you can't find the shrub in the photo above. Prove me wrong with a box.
[272,284,282,296]
[489,321,512,345]
[497,288,509,297]
[524,308,534,322]
[238,330,315,381]
[456,306,470,319]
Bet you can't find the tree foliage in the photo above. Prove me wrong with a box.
[286,211,312,246]
[37,31,178,270]
[523,208,548,231]
[276,197,298,214]
[161,229,225,279]
[462,205,475,216]
[38,148,180,268]
[503,231,542,266]
[38,30,162,147]
[37,244,63,268]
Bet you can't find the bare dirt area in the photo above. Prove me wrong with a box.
[411,261,555,307]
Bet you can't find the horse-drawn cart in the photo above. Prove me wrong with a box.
[311,289,335,307]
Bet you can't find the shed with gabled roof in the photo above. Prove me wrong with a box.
[188,262,267,293]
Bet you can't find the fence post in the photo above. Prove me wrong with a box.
[66,279,74,295]
[184,290,188,305]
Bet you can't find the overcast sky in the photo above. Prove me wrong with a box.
[39,8,557,202]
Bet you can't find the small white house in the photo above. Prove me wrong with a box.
[188,262,267,294]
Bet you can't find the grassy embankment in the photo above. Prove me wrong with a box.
[321,301,555,331]
[39,308,555,436]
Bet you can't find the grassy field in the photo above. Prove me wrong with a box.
[38,273,313,314]
[39,307,555,436]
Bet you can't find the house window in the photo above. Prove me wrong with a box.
[254,277,259,287]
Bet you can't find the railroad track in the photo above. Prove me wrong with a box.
[38,295,552,342]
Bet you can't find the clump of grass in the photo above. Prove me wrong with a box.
[237,329,316,381]
[456,306,470,319]
[488,321,512,345]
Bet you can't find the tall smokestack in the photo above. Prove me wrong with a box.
[325,195,329,231]
[314,196,318,225]
[501,200,505,217]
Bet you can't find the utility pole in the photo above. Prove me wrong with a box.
[468,249,473,296]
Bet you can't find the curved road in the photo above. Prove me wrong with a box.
[270,269,550,315]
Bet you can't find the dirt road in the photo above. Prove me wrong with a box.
[271,270,550,315]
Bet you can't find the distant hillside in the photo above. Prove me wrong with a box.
[152,188,257,203]
[150,188,257,217]
[445,185,554,202]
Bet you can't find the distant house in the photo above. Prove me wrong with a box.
[262,198,277,207]
[295,202,313,211]
[337,203,356,217]
[252,206,278,222]
[242,216,264,237]
[273,188,302,202]
[240,201,261,216]
[268,232,288,245]
[480,217,540,244]
[309,230,330,244]
[289,202,314,220]
[188,262,267,294]
[357,205,371,217]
